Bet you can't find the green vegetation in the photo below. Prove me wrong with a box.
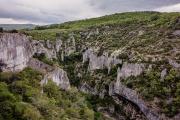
[26,28,64,40]
[26,12,180,41]
[0,67,96,120]
[33,53,55,66]
[2,11,180,119]
[1,67,126,120]
[122,68,180,117]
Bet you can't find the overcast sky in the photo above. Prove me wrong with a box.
[0,0,180,25]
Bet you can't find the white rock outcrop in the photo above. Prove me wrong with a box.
[0,33,33,71]
[31,39,62,59]
[28,58,70,90]
[116,63,145,81]
[168,59,180,69]
[160,69,167,81]
[41,68,70,90]
[83,48,122,72]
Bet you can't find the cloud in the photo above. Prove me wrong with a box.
[0,0,104,24]
[155,3,180,12]
[0,0,179,24]
[0,18,29,24]
[90,0,180,13]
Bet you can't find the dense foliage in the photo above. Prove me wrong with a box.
[0,68,96,120]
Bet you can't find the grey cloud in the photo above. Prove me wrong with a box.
[90,0,180,13]
[0,0,180,24]
[0,2,68,24]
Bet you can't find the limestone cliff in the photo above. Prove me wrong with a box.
[83,48,122,72]
[0,33,33,71]
[0,33,70,90]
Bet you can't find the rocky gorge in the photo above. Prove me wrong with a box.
[0,12,180,120]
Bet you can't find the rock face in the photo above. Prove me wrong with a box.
[168,59,180,69]
[0,33,33,71]
[0,33,70,90]
[83,48,122,72]
[116,63,145,80]
[161,69,167,81]
[0,33,62,72]
[114,63,161,120]
[113,63,159,120]
[112,82,159,120]
[28,58,70,90]
[41,67,70,90]
[31,39,62,59]
[172,30,180,36]
[64,34,76,56]
[28,58,54,73]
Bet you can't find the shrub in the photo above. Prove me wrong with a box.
[22,104,42,120]
[0,101,14,120]
[43,80,60,98]
[0,82,16,102]
[0,72,17,83]
[33,53,54,66]
[14,102,42,120]
[10,80,39,102]
[79,107,94,120]
[16,67,42,88]
[150,14,159,21]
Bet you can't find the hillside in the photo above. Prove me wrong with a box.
[26,12,180,40]
[0,12,180,120]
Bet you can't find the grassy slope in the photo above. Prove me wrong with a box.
[26,12,180,40]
